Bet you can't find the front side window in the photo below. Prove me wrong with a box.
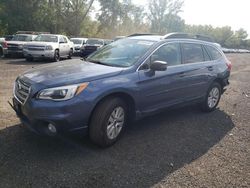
[63,37,68,43]
[205,45,222,60]
[182,43,204,64]
[150,43,181,66]
[59,36,64,43]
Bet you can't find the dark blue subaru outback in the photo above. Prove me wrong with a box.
[11,33,231,147]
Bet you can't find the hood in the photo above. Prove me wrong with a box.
[21,59,124,87]
[7,41,27,45]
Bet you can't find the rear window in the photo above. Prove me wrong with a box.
[182,43,204,64]
[205,45,222,60]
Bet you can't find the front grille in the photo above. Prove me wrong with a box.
[28,47,44,51]
[28,45,45,51]
[14,79,31,104]
[8,44,20,51]
[8,46,19,51]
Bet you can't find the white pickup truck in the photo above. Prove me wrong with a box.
[23,34,74,62]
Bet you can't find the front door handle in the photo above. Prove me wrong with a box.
[207,66,213,71]
[179,72,186,77]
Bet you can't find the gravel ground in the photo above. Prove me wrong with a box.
[0,54,249,188]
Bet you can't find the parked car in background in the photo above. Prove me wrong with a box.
[80,38,104,57]
[0,37,7,56]
[11,33,231,147]
[70,37,87,55]
[4,35,14,41]
[114,36,125,41]
[3,33,37,57]
[104,39,113,45]
[23,34,74,62]
[0,43,3,57]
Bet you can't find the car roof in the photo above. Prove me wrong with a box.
[128,35,163,41]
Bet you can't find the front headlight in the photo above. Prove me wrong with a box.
[45,45,53,50]
[37,83,89,101]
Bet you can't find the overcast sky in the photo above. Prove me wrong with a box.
[134,0,250,35]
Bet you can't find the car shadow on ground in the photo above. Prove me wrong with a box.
[0,105,234,188]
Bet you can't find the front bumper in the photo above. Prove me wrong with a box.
[23,50,54,59]
[4,49,23,56]
[10,96,91,136]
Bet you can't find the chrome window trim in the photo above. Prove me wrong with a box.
[136,40,220,72]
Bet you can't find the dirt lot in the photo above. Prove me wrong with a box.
[0,55,249,188]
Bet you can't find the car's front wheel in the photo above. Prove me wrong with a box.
[89,97,127,147]
[53,50,60,62]
[201,82,221,112]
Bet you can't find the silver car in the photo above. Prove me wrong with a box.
[23,34,74,62]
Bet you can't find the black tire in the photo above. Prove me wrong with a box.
[26,57,33,62]
[68,48,73,59]
[53,50,60,62]
[201,82,221,112]
[0,48,3,57]
[89,97,127,147]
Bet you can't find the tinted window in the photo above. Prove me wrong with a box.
[182,43,204,64]
[206,45,222,60]
[151,43,181,66]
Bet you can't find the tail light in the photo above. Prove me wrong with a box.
[2,41,8,48]
[226,60,232,71]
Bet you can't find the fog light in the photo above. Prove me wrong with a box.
[48,123,57,133]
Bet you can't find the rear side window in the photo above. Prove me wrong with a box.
[182,43,204,64]
[205,45,222,60]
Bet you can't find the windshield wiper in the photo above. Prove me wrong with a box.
[87,59,111,66]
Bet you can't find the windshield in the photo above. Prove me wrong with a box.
[71,39,83,44]
[34,35,58,42]
[12,35,33,41]
[86,38,155,67]
[86,39,104,45]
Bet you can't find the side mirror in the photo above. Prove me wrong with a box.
[59,41,64,44]
[150,61,167,71]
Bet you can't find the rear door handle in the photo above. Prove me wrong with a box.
[179,72,186,77]
[207,66,213,71]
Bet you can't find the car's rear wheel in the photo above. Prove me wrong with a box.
[53,50,60,62]
[89,97,127,147]
[201,82,221,112]
[0,48,3,57]
[68,48,73,59]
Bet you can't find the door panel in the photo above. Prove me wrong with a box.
[137,43,187,113]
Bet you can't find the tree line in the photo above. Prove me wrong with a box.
[0,0,249,48]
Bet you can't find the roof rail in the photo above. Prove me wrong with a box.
[16,31,50,35]
[163,32,214,42]
[128,33,156,37]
